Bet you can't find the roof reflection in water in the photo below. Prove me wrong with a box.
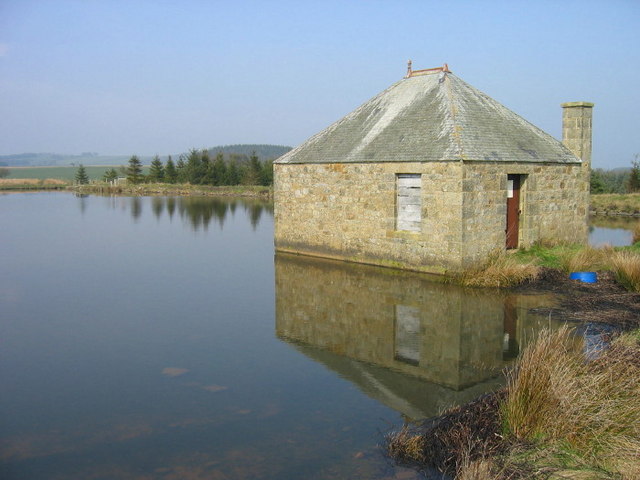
[275,253,560,419]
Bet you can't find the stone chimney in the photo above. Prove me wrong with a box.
[561,101,594,187]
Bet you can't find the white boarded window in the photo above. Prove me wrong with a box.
[394,304,421,366]
[396,174,421,232]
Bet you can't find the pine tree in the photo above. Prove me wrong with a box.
[176,156,187,183]
[164,156,178,184]
[225,160,240,185]
[126,155,144,184]
[212,152,227,186]
[626,155,640,193]
[148,155,165,183]
[590,170,606,194]
[75,164,89,184]
[242,151,262,185]
[103,168,118,182]
[260,159,274,186]
[185,149,204,184]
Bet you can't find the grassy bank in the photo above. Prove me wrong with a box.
[72,182,272,198]
[454,243,640,292]
[0,178,69,190]
[386,326,640,479]
[591,193,640,216]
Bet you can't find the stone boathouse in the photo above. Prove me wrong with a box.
[273,63,593,273]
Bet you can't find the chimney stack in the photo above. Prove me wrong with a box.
[561,101,594,187]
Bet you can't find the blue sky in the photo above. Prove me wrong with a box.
[0,0,638,168]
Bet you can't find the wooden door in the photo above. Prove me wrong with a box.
[506,174,520,249]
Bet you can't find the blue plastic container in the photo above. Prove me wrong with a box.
[569,271,598,283]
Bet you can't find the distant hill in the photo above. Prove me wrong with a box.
[0,145,292,167]
[0,152,132,167]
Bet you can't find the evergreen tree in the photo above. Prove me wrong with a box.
[211,152,227,186]
[260,159,274,186]
[626,155,640,193]
[242,151,262,185]
[126,155,144,184]
[176,156,187,183]
[185,149,204,184]
[590,169,606,194]
[225,160,241,185]
[103,168,118,182]
[201,150,215,185]
[148,155,165,182]
[164,156,178,184]
[75,164,89,184]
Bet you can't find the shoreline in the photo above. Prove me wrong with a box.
[71,183,273,199]
[0,180,273,199]
[386,271,640,479]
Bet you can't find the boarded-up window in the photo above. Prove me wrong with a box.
[396,174,421,232]
[394,304,421,366]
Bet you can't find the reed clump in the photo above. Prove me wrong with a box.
[609,250,640,292]
[385,425,426,465]
[558,245,610,273]
[503,326,640,476]
[633,223,640,244]
[456,251,541,288]
[386,327,640,478]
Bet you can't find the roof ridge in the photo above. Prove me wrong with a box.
[441,74,466,161]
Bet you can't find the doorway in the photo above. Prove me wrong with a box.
[506,174,522,249]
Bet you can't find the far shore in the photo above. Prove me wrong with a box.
[72,182,273,198]
[0,179,272,199]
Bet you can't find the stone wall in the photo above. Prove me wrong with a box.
[461,162,589,265]
[274,160,588,272]
[274,161,464,272]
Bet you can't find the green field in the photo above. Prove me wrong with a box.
[6,165,150,181]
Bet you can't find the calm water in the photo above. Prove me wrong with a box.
[589,216,638,247]
[1,193,563,479]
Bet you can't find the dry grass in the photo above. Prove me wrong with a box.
[559,246,610,273]
[42,178,66,185]
[385,425,426,465]
[591,193,640,215]
[503,326,640,476]
[385,392,507,477]
[0,178,68,189]
[456,251,541,288]
[456,458,496,480]
[633,223,640,244]
[0,178,41,185]
[609,250,640,292]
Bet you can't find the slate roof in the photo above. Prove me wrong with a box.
[276,69,580,165]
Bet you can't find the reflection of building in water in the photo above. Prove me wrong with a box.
[275,253,558,418]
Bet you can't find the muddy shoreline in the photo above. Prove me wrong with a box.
[517,267,640,331]
[387,270,640,479]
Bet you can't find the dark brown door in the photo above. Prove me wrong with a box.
[506,174,520,249]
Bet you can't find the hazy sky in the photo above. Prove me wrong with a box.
[1,0,638,168]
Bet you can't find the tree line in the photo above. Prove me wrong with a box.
[92,149,275,186]
[591,155,640,194]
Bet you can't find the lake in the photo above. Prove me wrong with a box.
[589,215,638,247]
[0,192,617,480]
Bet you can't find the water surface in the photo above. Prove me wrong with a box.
[589,215,638,246]
[1,192,561,480]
